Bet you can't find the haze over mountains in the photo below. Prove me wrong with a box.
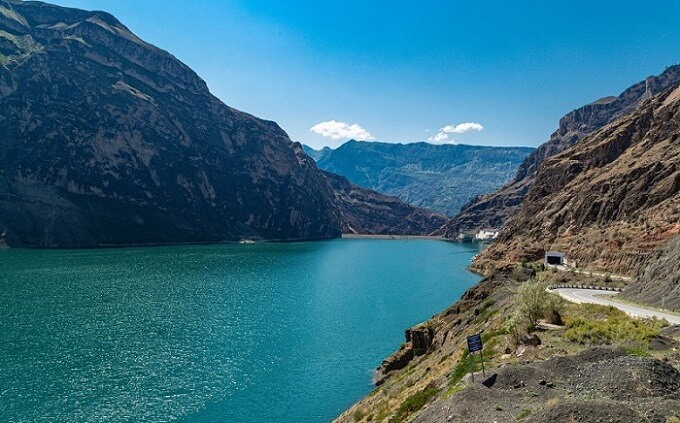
[0,0,444,247]
[305,141,533,216]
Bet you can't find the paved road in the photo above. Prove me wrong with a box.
[553,288,680,325]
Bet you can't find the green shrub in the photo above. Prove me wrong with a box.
[448,356,471,386]
[517,408,531,419]
[563,304,664,345]
[505,309,523,345]
[513,278,564,329]
[389,387,439,423]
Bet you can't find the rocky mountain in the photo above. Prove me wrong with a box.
[623,235,680,310]
[321,171,447,235]
[304,141,533,216]
[0,0,440,247]
[441,64,680,237]
[303,145,332,162]
[475,83,680,276]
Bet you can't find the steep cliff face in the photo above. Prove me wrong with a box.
[321,171,447,235]
[0,0,346,246]
[476,84,680,275]
[0,1,441,246]
[441,64,680,237]
[623,235,680,310]
[307,141,533,217]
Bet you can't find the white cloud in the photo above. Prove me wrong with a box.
[428,121,483,144]
[441,122,484,134]
[428,132,453,144]
[310,120,375,141]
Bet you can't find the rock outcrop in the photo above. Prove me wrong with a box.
[307,141,533,217]
[374,325,436,385]
[441,64,680,237]
[623,235,680,310]
[476,84,680,275]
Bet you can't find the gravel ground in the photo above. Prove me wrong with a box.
[414,347,680,423]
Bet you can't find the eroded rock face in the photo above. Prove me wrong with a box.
[441,64,680,237]
[0,0,346,246]
[623,235,680,310]
[476,85,680,275]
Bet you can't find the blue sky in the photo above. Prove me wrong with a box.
[50,1,680,148]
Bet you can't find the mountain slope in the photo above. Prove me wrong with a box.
[476,84,680,275]
[441,64,680,236]
[622,235,680,310]
[0,0,344,246]
[306,141,533,216]
[302,145,332,162]
[0,0,440,247]
[321,171,447,235]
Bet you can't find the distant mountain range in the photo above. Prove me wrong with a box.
[304,141,534,217]
[0,0,443,247]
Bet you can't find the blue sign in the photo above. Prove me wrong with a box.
[467,334,483,353]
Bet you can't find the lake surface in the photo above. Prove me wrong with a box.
[0,239,481,422]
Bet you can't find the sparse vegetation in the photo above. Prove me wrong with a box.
[448,351,472,386]
[389,386,439,423]
[504,309,523,345]
[517,408,532,419]
[563,303,665,345]
[512,278,564,329]
[374,405,390,423]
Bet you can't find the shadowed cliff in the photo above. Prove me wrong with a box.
[0,0,442,246]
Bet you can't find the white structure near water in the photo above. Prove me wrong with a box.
[475,230,499,242]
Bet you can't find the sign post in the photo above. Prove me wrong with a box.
[466,333,485,381]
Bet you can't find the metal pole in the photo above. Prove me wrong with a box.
[469,353,475,383]
[480,350,486,378]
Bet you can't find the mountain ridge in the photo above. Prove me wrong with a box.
[440,64,680,237]
[474,83,680,276]
[0,0,441,247]
[305,140,534,216]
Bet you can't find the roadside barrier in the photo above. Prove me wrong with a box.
[547,284,624,292]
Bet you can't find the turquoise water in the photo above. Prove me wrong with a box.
[0,239,481,422]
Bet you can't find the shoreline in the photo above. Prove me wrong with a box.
[341,234,448,240]
[0,233,452,251]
